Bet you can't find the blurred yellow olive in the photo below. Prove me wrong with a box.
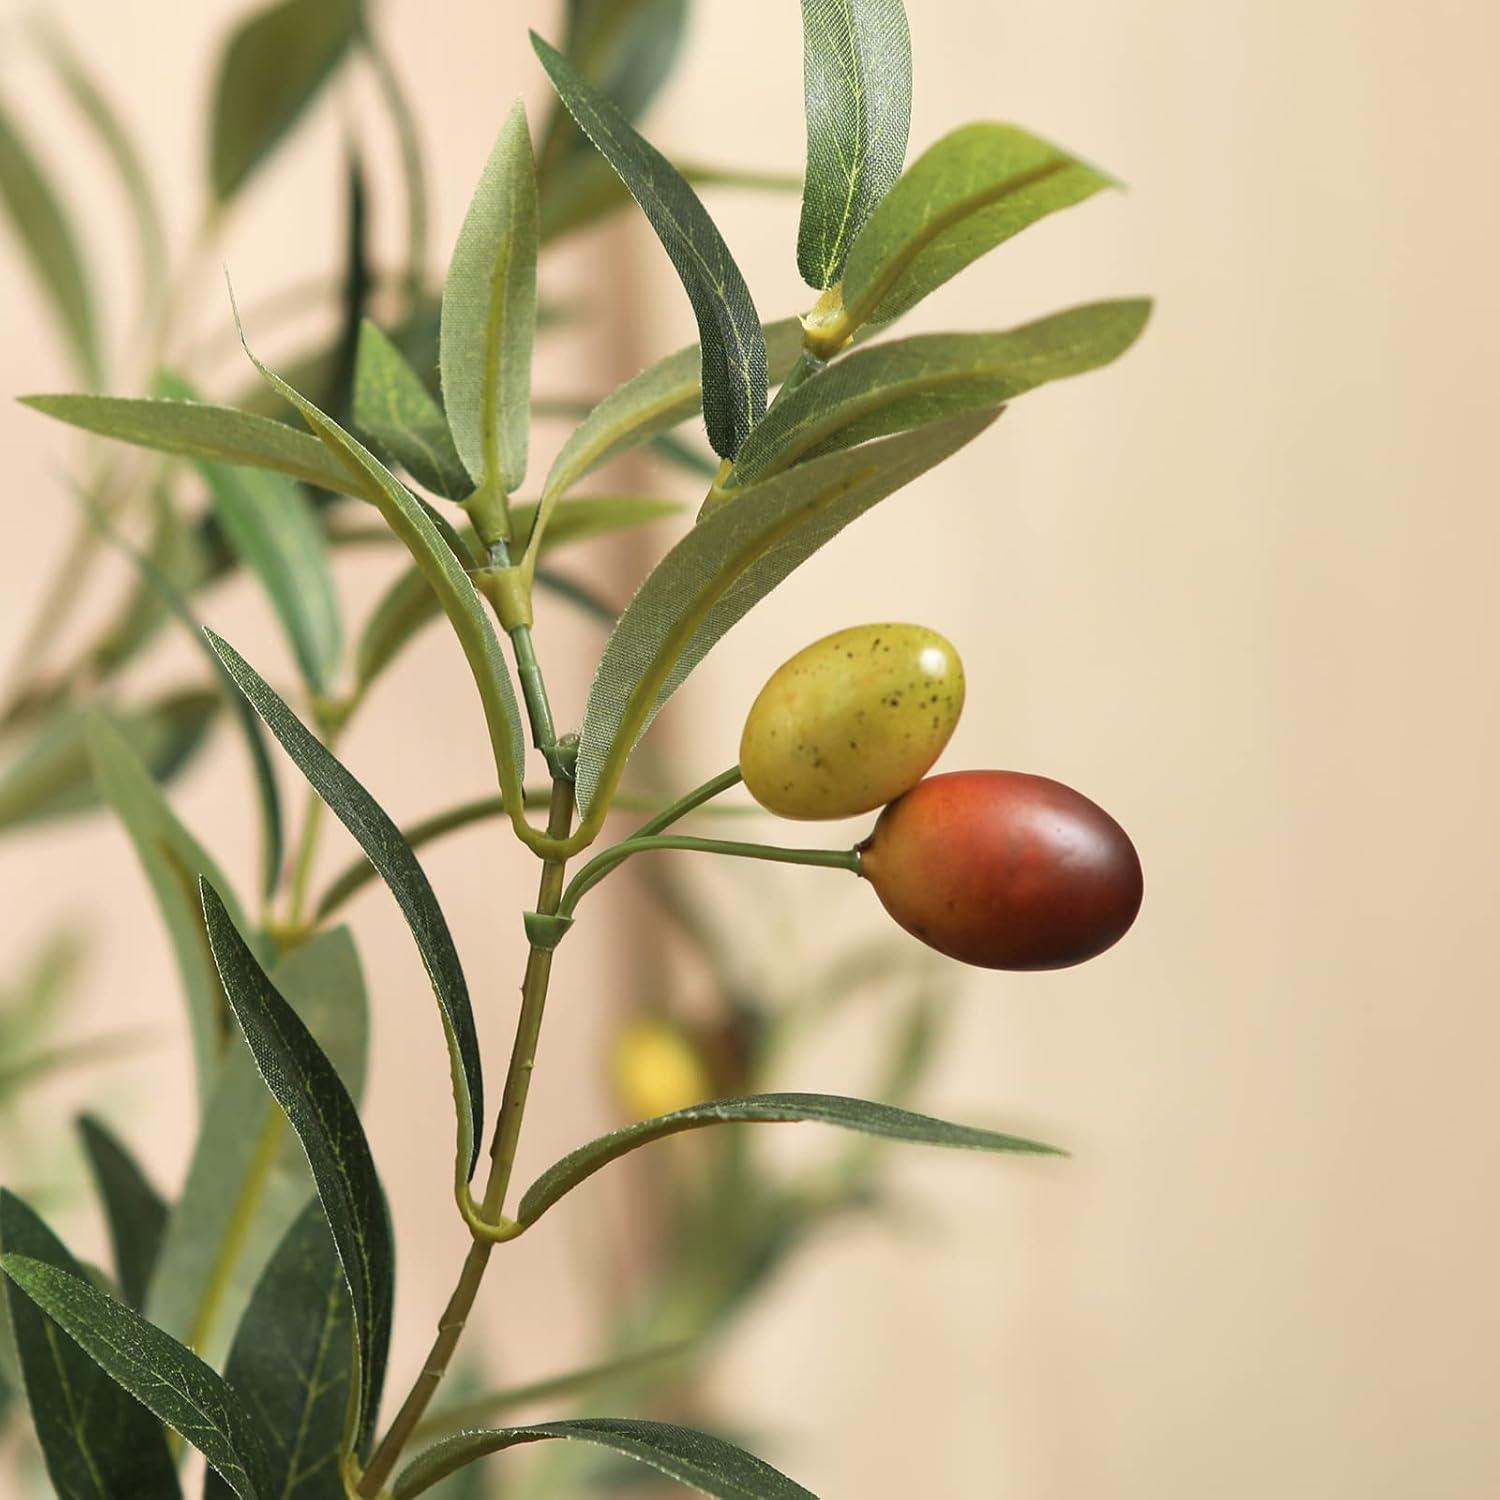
[610,1016,712,1120]
[739,623,965,820]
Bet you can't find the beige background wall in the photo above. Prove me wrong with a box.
[2,1,1498,1496]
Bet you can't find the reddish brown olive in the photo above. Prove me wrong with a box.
[858,770,1143,971]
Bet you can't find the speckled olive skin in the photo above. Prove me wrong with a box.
[859,770,1143,970]
[739,624,965,820]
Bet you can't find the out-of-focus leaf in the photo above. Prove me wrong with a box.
[76,1114,168,1311]
[440,101,539,498]
[87,709,245,1104]
[2,1251,271,1498]
[146,928,367,1370]
[206,631,484,1180]
[34,17,168,317]
[533,33,766,459]
[840,121,1115,330]
[22,393,357,493]
[201,881,393,1453]
[573,410,996,815]
[393,1418,815,1500]
[732,302,1153,485]
[354,320,470,500]
[0,95,100,387]
[204,1201,353,1500]
[518,1091,1062,1226]
[0,691,216,835]
[796,0,911,290]
[210,0,363,202]
[0,1192,181,1500]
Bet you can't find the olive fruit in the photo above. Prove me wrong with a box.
[859,770,1143,970]
[610,1016,712,1120]
[740,624,965,820]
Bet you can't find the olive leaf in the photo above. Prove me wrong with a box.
[76,1114,168,1311]
[0,94,101,387]
[201,881,394,1455]
[210,0,363,202]
[206,630,485,1180]
[204,1201,354,1500]
[573,409,997,816]
[731,301,1153,485]
[797,0,912,290]
[354,320,470,500]
[441,100,539,498]
[532,31,767,459]
[0,1192,181,1500]
[2,1251,272,1499]
[839,121,1116,331]
[393,1418,816,1500]
[146,927,367,1372]
[21,393,357,493]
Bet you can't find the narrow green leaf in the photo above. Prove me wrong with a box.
[519,1092,1060,1226]
[33,17,169,318]
[87,709,244,1105]
[840,121,1115,330]
[532,32,767,459]
[156,373,343,694]
[2,1252,271,1499]
[732,301,1153,485]
[210,0,363,202]
[0,1192,181,1500]
[440,101,539,496]
[354,321,470,500]
[0,691,216,834]
[204,1201,353,1500]
[797,0,911,289]
[21,394,357,494]
[201,881,393,1454]
[540,317,804,509]
[146,928,367,1371]
[355,497,680,697]
[573,410,996,814]
[394,1418,816,1500]
[0,95,100,387]
[205,631,484,1179]
[76,1115,168,1312]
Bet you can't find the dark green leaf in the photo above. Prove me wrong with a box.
[440,101,539,496]
[573,410,996,814]
[76,1115,167,1311]
[732,301,1153,485]
[210,0,363,202]
[201,881,393,1454]
[839,121,1115,330]
[204,1201,354,1500]
[0,95,100,386]
[87,708,245,1104]
[205,632,483,1178]
[394,1418,816,1500]
[354,321,470,500]
[2,1250,270,1498]
[146,928,367,1371]
[797,0,911,289]
[0,691,216,834]
[519,1091,1061,1226]
[33,17,168,318]
[532,32,767,459]
[21,394,357,494]
[0,1192,181,1500]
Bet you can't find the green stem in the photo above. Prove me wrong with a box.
[356,778,576,1497]
[284,787,327,928]
[559,834,861,922]
[635,766,743,837]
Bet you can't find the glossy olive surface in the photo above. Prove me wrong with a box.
[610,1016,711,1120]
[860,770,1143,970]
[739,623,965,820]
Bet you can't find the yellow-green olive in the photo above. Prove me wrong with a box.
[739,623,965,820]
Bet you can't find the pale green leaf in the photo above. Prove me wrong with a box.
[354,321,469,500]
